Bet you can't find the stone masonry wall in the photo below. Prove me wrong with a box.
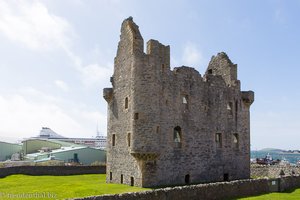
[73,176,300,200]
[0,166,106,178]
[104,17,254,187]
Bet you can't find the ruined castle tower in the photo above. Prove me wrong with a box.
[103,17,254,187]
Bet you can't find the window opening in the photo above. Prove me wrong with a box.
[227,102,233,115]
[134,113,139,120]
[125,97,128,109]
[127,133,131,147]
[156,126,160,134]
[233,133,239,148]
[174,126,182,148]
[112,134,116,146]
[215,133,222,148]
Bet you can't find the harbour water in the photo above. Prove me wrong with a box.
[251,151,300,164]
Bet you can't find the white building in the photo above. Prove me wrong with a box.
[34,127,107,149]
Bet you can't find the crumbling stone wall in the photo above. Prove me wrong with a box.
[251,164,300,178]
[103,17,254,187]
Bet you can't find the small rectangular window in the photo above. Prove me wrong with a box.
[121,174,123,184]
[134,113,139,120]
[156,126,160,134]
[125,97,128,109]
[127,133,131,147]
[109,172,112,180]
[130,177,134,186]
[215,133,222,148]
[112,134,116,146]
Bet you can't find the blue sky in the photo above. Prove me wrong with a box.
[0,0,299,150]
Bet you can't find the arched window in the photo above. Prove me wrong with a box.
[233,133,239,148]
[174,126,182,148]
[227,102,233,115]
[182,95,189,109]
[215,133,222,148]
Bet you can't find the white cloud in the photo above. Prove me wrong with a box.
[181,42,204,68]
[0,0,73,50]
[54,80,69,92]
[64,47,113,87]
[0,1,112,88]
[0,1,112,139]
[0,88,106,139]
[79,63,113,87]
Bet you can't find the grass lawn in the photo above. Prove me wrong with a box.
[0,174,149,200]
[238,188,300,200]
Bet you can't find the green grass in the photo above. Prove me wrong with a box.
[238,188,300,200]
[0,174,149,200]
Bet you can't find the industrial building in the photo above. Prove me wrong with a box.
[0,128,107,165]
[22,138,106,165]
[26,146,106,165]
[0,141,22,161]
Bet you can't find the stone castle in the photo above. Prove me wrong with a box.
[103,17,254,187]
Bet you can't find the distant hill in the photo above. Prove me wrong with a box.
[259,148,284,152]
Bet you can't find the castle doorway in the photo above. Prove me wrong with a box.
[185,174,190,184]
[223,173,229,181]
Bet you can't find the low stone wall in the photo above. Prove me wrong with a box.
[0,166,106,178]
[72,178,276,200]
[280,175,300,192]
[72,175,300,200]
[251,164,300,178]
